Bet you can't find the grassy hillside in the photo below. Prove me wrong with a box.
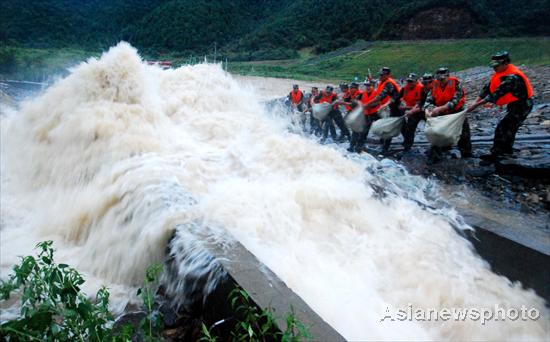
[0,46,95,81]
[228,38,550,81]
[1,38,548,83]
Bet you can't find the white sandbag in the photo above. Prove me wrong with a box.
[425,110,467,147]
[312,103,332,121]
[344,106,366,133]
[370,116,405,139]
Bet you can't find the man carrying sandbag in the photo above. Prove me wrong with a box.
[362,67,401,154]
[347,80,378,153]
[398,73,429,152]
[288,84,307,131]
[304,86,322,136]
[466,51,534,166]
[314,85,351,143]
[424,67,472,163]
[288,84,305,111]
[341,82,361,113]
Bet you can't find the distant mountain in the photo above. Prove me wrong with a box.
[1,0,548,59]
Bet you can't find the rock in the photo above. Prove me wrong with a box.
[542,120,550,128]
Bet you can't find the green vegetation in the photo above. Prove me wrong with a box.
[0,46,96,81]
[1,0,548,61]
[0,241,164,341]
[0,241,119,341]
[200,288,311,342]
[0,241,310,341]
[229,38,550,81]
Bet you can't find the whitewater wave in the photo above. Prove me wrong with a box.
[0,42,547,340]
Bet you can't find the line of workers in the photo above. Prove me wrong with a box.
[287,51,534,165]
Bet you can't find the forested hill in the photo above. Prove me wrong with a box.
[2,0,548,60]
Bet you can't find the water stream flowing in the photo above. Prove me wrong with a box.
[0,43,547,340]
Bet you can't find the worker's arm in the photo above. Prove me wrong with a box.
[423,90,436,113]
[445,80,464,111]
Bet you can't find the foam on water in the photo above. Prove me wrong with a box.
[0,43,548,340]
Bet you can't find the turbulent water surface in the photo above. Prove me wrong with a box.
[0,43,548,340]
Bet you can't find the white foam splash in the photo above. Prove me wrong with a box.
[1,42,547,340]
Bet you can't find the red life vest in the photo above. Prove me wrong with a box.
[360,90,378,115]
[342,89,361,111]
[350,89,362,99]
[489,64,533,106]
[319,91,338,108]
[290,90,303,104]
[402,82,424,107]
[375,77,401,106]
[432,77,465,111]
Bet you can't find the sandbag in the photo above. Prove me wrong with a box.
[370,116,405,139]
[312,103,332,121]
[425,110,467,147]
[344,106,366,133]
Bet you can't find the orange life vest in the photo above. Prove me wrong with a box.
[360,90,378,115]
[432,77,465,111]
[290,90,303,104]
[318,91,338,109]
[375,77,401,106]
[489,64,533,106]
[402,82,424,107]
[342,89,361,111]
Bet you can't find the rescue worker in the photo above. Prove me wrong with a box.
[287,84,307,131]
[466,51,534,165]
[339,83,350,95]
[362,67,401,154]
[305,86,322,136]
[348,80,379,153]
[341,82,362,112]
[288,84,305,111]
[339,83,352,113]
[399,73,428,151]
[314,85,350,143]
[424,67,472,163]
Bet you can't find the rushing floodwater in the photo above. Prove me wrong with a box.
[0,43,548,340]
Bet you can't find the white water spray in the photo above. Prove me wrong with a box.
[0,43,547,340]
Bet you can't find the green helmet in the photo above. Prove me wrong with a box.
[490,51,510,67]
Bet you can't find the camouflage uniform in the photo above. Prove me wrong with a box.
[373,81,402,152]
[399,86,428,150]
[479,75,534,156]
